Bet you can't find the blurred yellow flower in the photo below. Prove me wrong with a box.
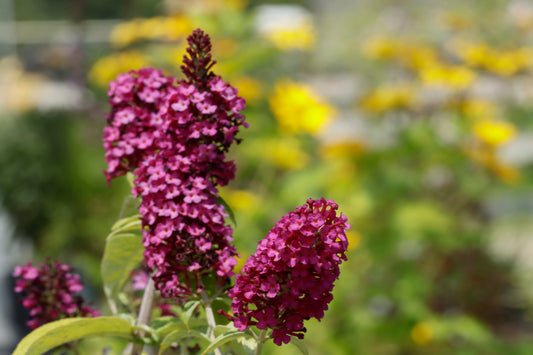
[225,0,248,11]
[411,321,434,345]
[320,140,366,159]
[233,76,262,103]
[460,99,498,119]
[110,15,192,48]
[269,80,336,135]
[418,63,476,90]
[139,17,168,40]
[163,42,189,66]
[110,20,140,48]
[457,42,489,67]
[89,51,150,87]
[404,45,439,70]
[234,252,248,273]
[363,37,438,70]
[494,164,521,184]
[360,84,417,114]
[219,189,260,211]
[486,55,520,76]
[466,146,520,184]
[264,21,315,51]
[455,42,533,76]
[483,48,533,76]
[213,38,239,59]
[439,11,471,30]
[362,37,403,60]
[185,0,247,12]
[473,120,516,147]
[0,57,43,113]
[346,230,361,251]
[163,15,194,41]
[255,137,310,170]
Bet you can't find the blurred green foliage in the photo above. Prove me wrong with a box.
[0,112,130,287]
[13,0,161,20]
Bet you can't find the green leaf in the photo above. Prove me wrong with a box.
[178,300,201,328]
[109,215,142,238]
[109,220,142,237]
[151,315,207,339]
[126,172,135,188]
[111,214,141,231]
[13,316,133,355]
[212,298,232,325]
[213,323,238,337]
[236,335,258,355]
[216,196,237,226]
[289,337,309,355]
[159,329,210,354]
[200,331,245,355]
[101,232,144,313]
[151,317,187,339]
[159,331,191,354]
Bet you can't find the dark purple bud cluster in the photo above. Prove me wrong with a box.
[181,29,216,90]
[13,260,99,330]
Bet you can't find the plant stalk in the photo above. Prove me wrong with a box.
[131,277,155,355]
[200,289,222,355]
[255,329,268,355]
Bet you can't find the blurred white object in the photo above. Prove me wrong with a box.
[255,4,313,35]
[500,134,533,165]
[0,204,21,352]
[0,57,83,113]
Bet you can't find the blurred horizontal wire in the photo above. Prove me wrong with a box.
[0,19,120,45]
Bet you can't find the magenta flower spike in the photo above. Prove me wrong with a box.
[13,260,99,330]
[226,198,350,345]
[102,29,248,298]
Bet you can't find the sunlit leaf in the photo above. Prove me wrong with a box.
[290,337,309,355]
[200,331,245,355]
[101,232,144,313]
[159,329,210,354]
[13,316,132,355]
[179,300,201,328]
[109,214,142,238]
[237,335,258,355]
[213,323,238,337]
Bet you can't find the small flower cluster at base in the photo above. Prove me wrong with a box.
[103,29,247,298]
[226,198,350,345]
[13,260,99,330]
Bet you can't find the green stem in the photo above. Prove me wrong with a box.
[200,289,222,355]
[255,329,268,355]
[131,277,155,355]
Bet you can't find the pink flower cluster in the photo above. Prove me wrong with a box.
[13,260,99,330]
[226,198,350,345]
[103,29,247,297]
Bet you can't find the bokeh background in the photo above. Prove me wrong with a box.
[2,0,533,354]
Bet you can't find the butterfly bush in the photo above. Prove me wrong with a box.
[13,260,99,330]
[226,198,350,345]
[103,29,248,297]
[10,28,352,355]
